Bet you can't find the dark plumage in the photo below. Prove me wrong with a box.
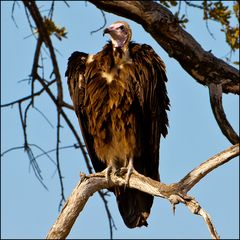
[65,21,169,228]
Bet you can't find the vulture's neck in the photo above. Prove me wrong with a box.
[112,44,131,66]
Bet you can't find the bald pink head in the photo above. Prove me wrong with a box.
[103,21,132,48]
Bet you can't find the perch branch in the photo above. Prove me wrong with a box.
[46,143,239,239]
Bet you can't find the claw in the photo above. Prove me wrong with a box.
[103,158,135,189]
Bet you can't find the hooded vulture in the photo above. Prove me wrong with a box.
[65,21,170,228]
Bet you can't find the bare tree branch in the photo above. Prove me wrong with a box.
[0,79,56,108]
[11,1,19,28]
[178,143,239,193]
[23,1,63,103]
[88,0,239,94]
[34,144,80,160]
[208,83,239,145]
[178,195,220,239]
[19,3,115,233]
[98,190,117,239]
[22,0,92,174]
[46,144,239,239]
[56,106,66,210]
[90,9,107,35]
[36,76,93,173]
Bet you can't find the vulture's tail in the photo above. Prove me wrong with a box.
[116,188,153,228]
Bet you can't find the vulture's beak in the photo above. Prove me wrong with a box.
[103,28,110,36]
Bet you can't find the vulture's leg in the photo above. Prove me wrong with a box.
[125,158,135,188]
[104,166,113,183]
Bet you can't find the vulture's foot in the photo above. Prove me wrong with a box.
[124,158,135,189]
[104,166,113,183]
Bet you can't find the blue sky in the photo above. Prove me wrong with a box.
[1,1,239,239]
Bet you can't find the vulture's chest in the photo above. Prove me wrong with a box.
[86,63,133,113]
[84,61,140,164]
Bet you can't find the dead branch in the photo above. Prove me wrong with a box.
[180,196,220,239]
[46,144,239,239]
[97,190,117,239]
[23,1,63,102]
[22,0,92,175]
[89,0,239,94]
[208,83,239,145]
[178,143,240,193]
[1,80,56,108]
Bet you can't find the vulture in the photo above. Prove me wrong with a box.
[65,21,169,228]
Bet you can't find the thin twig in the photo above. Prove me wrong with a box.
[184,0,204,9]
[63,1,70,8]
[0,79,56,108]
[31,36,43,106]
[205,20,216,40]
[1,143,56,167]
[18,102,27,147]
[24,3,37,39]
[34,144,79,160]
[61,101,74,110]
[98,190,117,239]
[177,0,181,17]
[36,77,93,173]
[23,1,67,205]
[11,1,19,28]
[23,1,63,102]
[28,143,57,166]
[56,107,66,210]
[33,106,54,128]
[18,102,48,189]
[48,0,55,19]
[90,10,107,35]
[1,146,26,157]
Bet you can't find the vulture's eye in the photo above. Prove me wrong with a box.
[119,25,124,30]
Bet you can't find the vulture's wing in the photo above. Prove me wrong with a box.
[130,43,170,181]
[65,51,106,172]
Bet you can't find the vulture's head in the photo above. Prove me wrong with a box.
[103,21,132,48]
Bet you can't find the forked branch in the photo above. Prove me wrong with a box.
[46,143,239,239]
